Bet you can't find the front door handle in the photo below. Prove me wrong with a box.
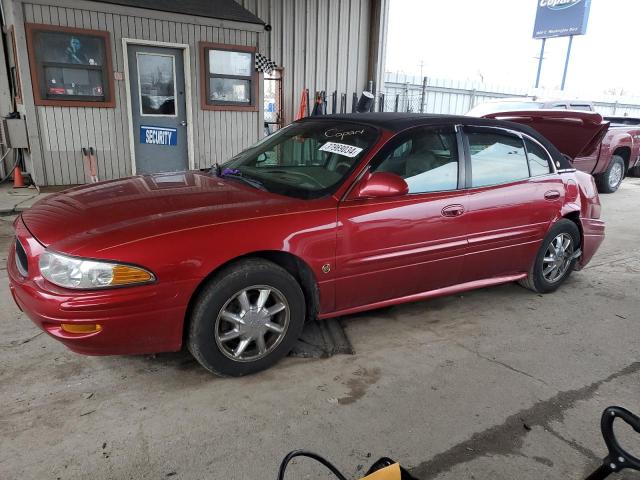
[441,204,465,217]
[544,190,561,201]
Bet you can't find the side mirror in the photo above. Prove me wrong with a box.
[354,172,409,199]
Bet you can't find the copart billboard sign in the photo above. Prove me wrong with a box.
[532,0,592,39]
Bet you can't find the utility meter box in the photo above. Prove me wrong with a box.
[1,118,30,149]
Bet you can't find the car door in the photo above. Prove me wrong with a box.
[459,126,564,282]
[334,126,468,311]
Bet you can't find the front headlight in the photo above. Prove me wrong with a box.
[39,251,155,289]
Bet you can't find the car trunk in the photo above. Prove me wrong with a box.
[482,110,610,163]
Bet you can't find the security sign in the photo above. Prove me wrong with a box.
[140,125,177,146]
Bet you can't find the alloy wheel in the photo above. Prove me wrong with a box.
[542,233,574,283]
[214,285,290,362]
[609,162,624,189]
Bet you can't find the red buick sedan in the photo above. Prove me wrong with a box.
[8,113,605,376]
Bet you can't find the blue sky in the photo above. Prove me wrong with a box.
[386,0,640,96]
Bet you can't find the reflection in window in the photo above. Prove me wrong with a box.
[209,50,252,76]
[222,122,379,198]
[209,78,250,103]
[373,130,459,194]
[27,25,112,104]
[202,45,255,108]
[137,53,176,115]
[525,138,552,176]
[469,132,530,187]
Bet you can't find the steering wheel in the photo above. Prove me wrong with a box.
[587,406,640,480]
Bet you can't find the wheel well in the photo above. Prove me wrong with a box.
[563,211,583,245]
[182,251,320,346]
[613,147,631,172]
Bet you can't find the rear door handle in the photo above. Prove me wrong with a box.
[544,190,561,201]
[441,204,465,217]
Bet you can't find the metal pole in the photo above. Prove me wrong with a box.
[420,77,427,113]
[404,83,409,112]
[561,35,574,91]
[534,38,546,88]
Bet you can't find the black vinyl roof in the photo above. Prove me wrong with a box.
[313,112,529,132]
[300,113,573,170]
[96,0,265,25]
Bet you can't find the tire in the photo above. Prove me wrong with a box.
[595,155,625,193]
[519,219,581,294]
[187,258,305,377]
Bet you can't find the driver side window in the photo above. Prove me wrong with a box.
[371,128,459,194]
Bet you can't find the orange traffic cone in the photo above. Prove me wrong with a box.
[296,89,308,120]
[13,165,26,188]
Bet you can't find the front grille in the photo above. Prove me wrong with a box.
[15,239,28,277]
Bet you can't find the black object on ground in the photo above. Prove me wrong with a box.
[289,319,353,358]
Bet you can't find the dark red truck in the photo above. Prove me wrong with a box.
[483,111,640,193]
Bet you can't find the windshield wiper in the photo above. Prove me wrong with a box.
[217,167,267,191]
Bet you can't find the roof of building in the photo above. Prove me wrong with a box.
[95,0,265,25]
[300,113,573,170]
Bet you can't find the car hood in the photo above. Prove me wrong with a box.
[483,110,610,159]
[21,171,305,255]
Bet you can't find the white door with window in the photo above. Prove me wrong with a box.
[127,44,188,174]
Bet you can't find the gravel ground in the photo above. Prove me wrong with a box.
[1,178,639,480]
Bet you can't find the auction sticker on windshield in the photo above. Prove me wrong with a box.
[319,142,363,158]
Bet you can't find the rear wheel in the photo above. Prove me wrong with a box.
[188,259,305,376]
[595,155,625,193]
[519,219,581,294]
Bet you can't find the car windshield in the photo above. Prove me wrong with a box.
[467,101,544,117]
[220,120,379,199]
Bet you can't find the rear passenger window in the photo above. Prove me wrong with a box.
[373,129,459,194]
[525,138,552,176]
[468,132,529,187]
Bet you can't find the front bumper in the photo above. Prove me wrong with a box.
[8,218,194,355]
[575,217,605,270]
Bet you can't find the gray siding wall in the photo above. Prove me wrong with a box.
[14,0,261,185]
[238,0,372,123]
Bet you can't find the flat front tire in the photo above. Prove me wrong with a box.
[187,259,305,376]
[519,219,581,294]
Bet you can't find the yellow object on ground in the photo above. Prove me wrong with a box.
[360,463,401,480]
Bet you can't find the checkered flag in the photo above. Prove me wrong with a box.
[255,53,277,74]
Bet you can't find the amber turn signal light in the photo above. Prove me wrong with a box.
[111,265,154,286]
[61,323,102,334]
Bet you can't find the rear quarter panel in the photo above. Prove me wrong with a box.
[566,170,604,269]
